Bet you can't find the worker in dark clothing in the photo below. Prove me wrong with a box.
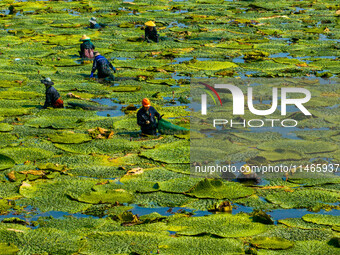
[41,78,64,109]
[79,35,95,59]
[137,98,162,135]
[89,17,102,29]
[144,21,159,43]
[90,52,116,80]
[89,17,107,29]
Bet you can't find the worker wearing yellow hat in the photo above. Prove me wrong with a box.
[137,98,162,135]
[79,35,95,59]
[144,21,159,43]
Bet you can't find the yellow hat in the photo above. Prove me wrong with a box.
[80,34,90,41]
[145,21,156,27]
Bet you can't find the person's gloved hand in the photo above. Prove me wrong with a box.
[146,121,150,124]
[90,73,94,78]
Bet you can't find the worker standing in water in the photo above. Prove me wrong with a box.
[89,17,103,29]
[79,35,95,59]
[144,21,159,43]
[41,78,64,109]
[90,52,116,82]
[137,98,162,135]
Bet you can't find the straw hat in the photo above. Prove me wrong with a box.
[80,34,90,41]
[145,21,156,27]
[89,17,97,24]
[41,77,54,86]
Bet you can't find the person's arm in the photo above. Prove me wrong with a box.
[107,60,116,73]
[52,89,61,103]
[145,28,151,43]
[43,91,52,108]
[137,111,147,126]
[153,107,161,120]
[80,43,85,57]
[90,58,97,77]
[154,28,159,43]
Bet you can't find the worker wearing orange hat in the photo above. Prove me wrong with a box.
[137,98,162,135]
[144,21,159,43]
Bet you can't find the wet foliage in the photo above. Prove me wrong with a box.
[0,0,339,254]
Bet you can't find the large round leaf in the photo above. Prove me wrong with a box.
[0,154,15,170]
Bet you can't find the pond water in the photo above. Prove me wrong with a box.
[92,98,125,117]
[232,55,245,63]
[250,127,330,140]
[163,96,190,107]
[2,201,340,228]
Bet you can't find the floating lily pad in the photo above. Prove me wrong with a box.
[0,108,31,117]
[18,177,96,213]
[18,227,84,255]
[84,231,169,254]
[0,154,15,170]
[0,91,41,100]
[135,192,195,208]
[256,241,340,255]
[0,199,12,215]
[26,117,82,129]
[54,138,140,155]
[158,177,202,193]
[264,188,340,209]
[140,141,190,163]
[167,213,268,238]
[251,237,294,250]
[70,188,134,204]
[0,147,54,164]
[48,132,92,144]
[278,218,327,230]
[302,214,340,227]
[0,243,19,255]
[258,150,303,161]
[186,179,254,199]
[187,60,237,70]
[159,236,244,254]
[0,123,14,132]
[258,140,337,154]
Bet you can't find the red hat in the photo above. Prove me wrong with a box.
[142,98,151,107]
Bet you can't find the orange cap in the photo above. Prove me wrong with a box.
[142,98,151,106]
